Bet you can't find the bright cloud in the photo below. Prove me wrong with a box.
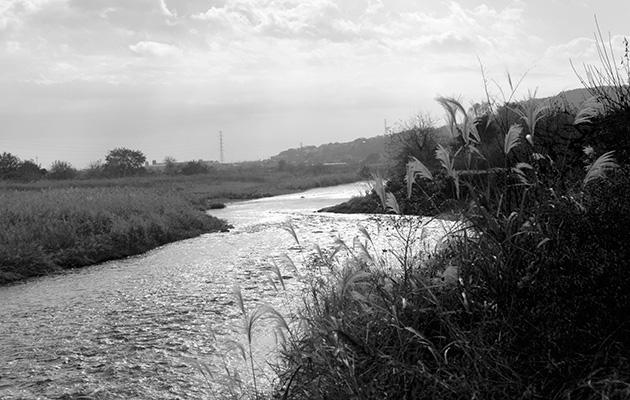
[129,41,181,57]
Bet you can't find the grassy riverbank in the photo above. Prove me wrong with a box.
[252,63,630,397]
[0,163,365,285]
[1,162,363,206]
[0,187,228,285]
[271,168,630,399]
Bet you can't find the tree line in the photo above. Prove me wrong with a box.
[0,147,214,182]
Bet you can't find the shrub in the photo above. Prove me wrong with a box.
[182,160,211,175]
[48,160,77,180]
[15,160,46,181]
[0,152,21,180]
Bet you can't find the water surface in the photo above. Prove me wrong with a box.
[0,182,451,399]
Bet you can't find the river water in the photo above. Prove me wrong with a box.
[0,182,453,400]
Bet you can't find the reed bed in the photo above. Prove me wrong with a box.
[257,64,630,397]
[0,164,362,207]
[0,187,227,284]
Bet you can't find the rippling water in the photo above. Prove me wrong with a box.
[0,182,453,399]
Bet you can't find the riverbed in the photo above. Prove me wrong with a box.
[0,182,453,399]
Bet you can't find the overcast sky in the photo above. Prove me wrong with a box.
[1,0,628,168]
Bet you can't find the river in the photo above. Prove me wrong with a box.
[0,182,453,400]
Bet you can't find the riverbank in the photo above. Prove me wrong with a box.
[0,187,230,285]
[0,166,365,286]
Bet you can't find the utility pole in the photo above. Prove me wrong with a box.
[219,130,224,163]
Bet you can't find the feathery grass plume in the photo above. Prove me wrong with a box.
[266,276,278,292]
[333,237,353,257]
[311,243,330,272]
[436,96,480,144]
[386,192,401,215]
[436,96,459,139]
[453,97,481,144]
[279,253,299,275]
[515,162,533,171]
[270,259,286,291]
[512,162,533,189]
[371,170,399,214]
[281,221,300,246]
[232,285,291,397]
[328,240,346,261]
[338,269,371,299]
[503,124,523,156]
[436,144,460,198]
[573,96,604,125]
[181,356,215,392]
[583,150,618,189]
[358,225,373,246]
[354,237,373,263]
[234,284,246,316]
[406,156,434,199]
[408,156,434,181]
[371,171,387,210]
[263,305,291,338]
[511,89,549,140]
[435,144,456,178]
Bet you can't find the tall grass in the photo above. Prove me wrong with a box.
[267,75,630,398]
[0,161,365,285]
[0,162,362,205]
[0,187,227,284]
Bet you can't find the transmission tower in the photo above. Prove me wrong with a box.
[219,130,224,163]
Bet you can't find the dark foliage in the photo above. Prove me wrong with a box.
[181,160,212,175]
[104,147,147,177]
[48,160,78,180]
[0,152,21,179]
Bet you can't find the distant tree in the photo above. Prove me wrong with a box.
[181,160,211,175]
[15,160,46,182]
[386,114,442,179]
[81,160,105,179]
[104,147,146,177]
[48,160,77,180]
[163,156,180,175]
[0,152,20,180]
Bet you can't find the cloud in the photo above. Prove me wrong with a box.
[192,0,377,42]
[129,41,182,57]
[0,0,52,31]
[399,1,525,51]
[545,37,596,62]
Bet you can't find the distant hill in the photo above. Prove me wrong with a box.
[546,87,593,109]
[269,87,605,166]
[544,86,626,110]
[270,136,389,165]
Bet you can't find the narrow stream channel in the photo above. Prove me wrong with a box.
[0,182,452,399]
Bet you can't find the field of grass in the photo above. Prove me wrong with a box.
[0,187,229,285]
[0,162,366,285]
[1,162,363,205]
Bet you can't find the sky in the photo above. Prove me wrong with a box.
[0,0,628,168]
